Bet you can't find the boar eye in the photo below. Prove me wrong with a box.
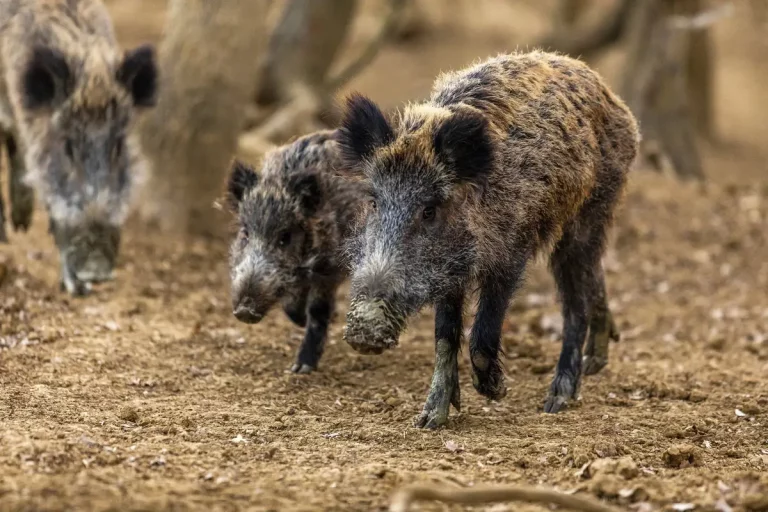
[278,230,292,247]
[369,199,377,211]
[422,205,436,221]
[111,136,125,162]
[64,139,74,159]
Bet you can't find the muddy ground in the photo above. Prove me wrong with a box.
[1,2,767,511]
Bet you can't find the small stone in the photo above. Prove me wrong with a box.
[118,406,140,423]
[617,456,639,479]
[663,444,702,468]
[743,494,768,512]
[740,402,762,416]
[385,397,403,407]
[688,390,708,403]
[530,361,555,374]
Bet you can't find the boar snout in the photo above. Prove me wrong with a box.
[75,253,115,283]
[232,296,265,324]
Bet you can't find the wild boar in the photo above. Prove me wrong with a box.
[337,51,639,427]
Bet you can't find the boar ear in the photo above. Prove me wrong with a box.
[288,172,322,215]
[22,47,72,110]
[117,44,158,107]
[433,111,494,186]
[227,159,259,211]
[337,93,394,172]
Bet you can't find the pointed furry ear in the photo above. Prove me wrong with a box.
[22,47,72,110]
[433,111,494,186]
[337,93,394,173]
[117,44,158,107]
[288,172,322,215]
[227,159,259,211]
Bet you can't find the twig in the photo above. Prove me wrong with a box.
[327,0,407,90]
[389,483,620,512]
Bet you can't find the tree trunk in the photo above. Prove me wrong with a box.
[620,0,705,180]
[138,0,270,238]
[255,0,357,107]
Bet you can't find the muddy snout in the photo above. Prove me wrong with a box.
[232,295,267,324]
[343,296,406,355]
[74,253,115,284]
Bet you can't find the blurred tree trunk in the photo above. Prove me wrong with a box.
[683,0,715,138]
[620,0,705,180]
[242,0,406,146]
[255,0,357,107]
[138,0,270,238]
[536,0,632,62]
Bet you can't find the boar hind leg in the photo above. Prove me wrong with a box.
[7,135,34,232]
[290,284,336,374]
[582,267,620,376]
[545,194,618,413]
[0,147,7,242]
[414,289,464,429]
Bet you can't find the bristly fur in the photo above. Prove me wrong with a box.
[337,51,640,427]
[227,129,367,373]
[0,0,158,294]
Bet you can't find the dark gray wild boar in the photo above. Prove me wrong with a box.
[227,130,366,373]
[337,51,639,428]
[0,0,158,295]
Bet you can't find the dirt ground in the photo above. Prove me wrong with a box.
[1,2,768,511]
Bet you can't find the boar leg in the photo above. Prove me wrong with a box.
[0,135,7,242]
[6,134,34,232]
[414,289,464,429]
[49,216,91,297]
[545,227,607,413]
[282,285,309,327]
[290,283,336,374]
[469,270,525,402]
[583,266,620,376]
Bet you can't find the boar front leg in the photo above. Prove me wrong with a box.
[469,268,526,402]
[282,284,309,328]
[6,134,34,232]
[414,289,464,429]
[290,282,336,374]
[49,217,90,297]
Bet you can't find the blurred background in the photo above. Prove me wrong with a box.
[104,0,768,238]
[2,2,767,510]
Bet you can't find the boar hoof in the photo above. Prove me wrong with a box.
[544,371,580,413]
[289,362,315,374]
[61,277,91,297]
[583,311,620,376]
[414,408,449,429]
[543,394,569,414]
[582,355,608,376]
[471,362,507,401]
[11,199,34,232]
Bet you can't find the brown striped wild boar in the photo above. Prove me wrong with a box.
[337,51,639,428]
[0,0,157,295]
[227,130,367,373]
